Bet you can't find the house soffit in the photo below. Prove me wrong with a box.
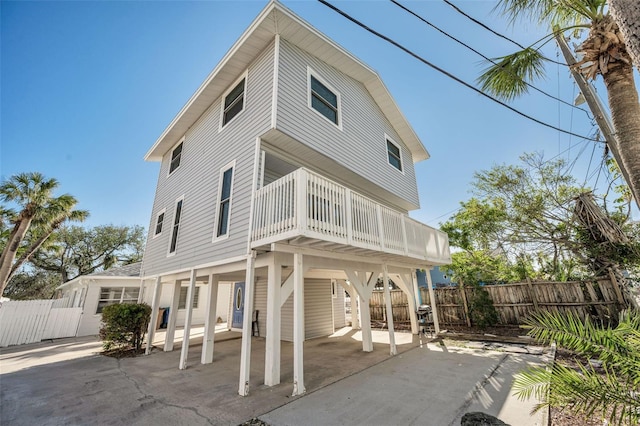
[145,0,429,163]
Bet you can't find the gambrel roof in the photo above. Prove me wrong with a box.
[145,0,429,163]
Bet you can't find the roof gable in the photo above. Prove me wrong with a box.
[144,0,429,163]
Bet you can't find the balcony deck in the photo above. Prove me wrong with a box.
[250,168,451,266]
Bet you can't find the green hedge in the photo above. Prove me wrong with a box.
[99,303,151,352]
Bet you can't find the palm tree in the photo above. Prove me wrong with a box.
[0,172,86,295]
[514,310,640,425]
[478,0,640,206]
[609,0,640,69]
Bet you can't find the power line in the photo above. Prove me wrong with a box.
[317,0,600,142]
[442,0,567,66]
[390,0,591,116]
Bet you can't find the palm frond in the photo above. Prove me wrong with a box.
[478,48,547,101]
[515,362,640,424]
[495,0,601,25]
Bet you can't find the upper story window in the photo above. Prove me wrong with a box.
[153,209,166,238]
[308,68,341,128]
[169,140,184,175]
[386,136,403,172]
[178,286,200,309]
[214,162,235,240]
[221,73,247,128]
[168,197,184,255]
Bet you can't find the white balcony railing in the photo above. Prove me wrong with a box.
[251,168,451,264]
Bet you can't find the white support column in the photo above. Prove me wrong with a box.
[413,270,422,306]
[382,265,397,355]
[397,273,418,335]
[137,279,145,303]
[292,252,306,396]
[359,293,373,352]
[145,276,162,355]
[179,269,197,370]
[164,280,181,352]
[238,252,256,396]
[265,257,282,386]
[425,268,440,335]
[202,274,219,364]
[344,285,360,329]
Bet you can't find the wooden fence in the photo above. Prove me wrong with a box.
[0,298,82,347]
[369,275,627,326]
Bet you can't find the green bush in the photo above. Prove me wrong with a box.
[99,303,151,352]
[468,287,499,329]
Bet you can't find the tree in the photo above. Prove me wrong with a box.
[0,172,87,295]
[440,153,639,281]
[479,0,640,206]
[30,224,145,283]
[514,309,640,424]
[609,0,640,69]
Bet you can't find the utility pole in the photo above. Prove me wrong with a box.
[555,34,639,205]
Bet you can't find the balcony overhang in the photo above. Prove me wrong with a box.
[250,168,451,267]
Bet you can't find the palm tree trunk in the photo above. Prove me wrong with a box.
[8,227,57,283]
[0,217,33,295]
[603,59,640,206]
[609,0,640,70]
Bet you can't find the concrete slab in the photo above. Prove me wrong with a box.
[0,328,546,426]
[261,343,546,426]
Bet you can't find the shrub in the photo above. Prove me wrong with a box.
[468,287,499,329]
[99,303,151,353]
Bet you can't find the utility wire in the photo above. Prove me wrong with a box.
[391,0,590,116]
[442,0,567,66]
[317,0,599,142]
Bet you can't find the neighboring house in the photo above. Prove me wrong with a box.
[140,0,451,397]
[57,263,143,337]
[57,263,231,337]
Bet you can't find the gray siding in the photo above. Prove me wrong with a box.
[276,40,419,208]
[281,278,333,342]
[142,41,275,277]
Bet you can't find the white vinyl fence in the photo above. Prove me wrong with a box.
[0,298,82,347]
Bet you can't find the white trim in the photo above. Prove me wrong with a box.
[246,138,262,254]
[167,137,185,177]
[167,195,185,257]
[384,134,404,174]
[307,66,342,130]
[152,208,166,239]
[271,34,280,129]
[212,160,237,242]
[140,254,249,281]
[219,70,248,131]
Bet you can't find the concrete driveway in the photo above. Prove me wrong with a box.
[0,328,547,426]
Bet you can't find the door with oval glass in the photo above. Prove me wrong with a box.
[231,282,245,330]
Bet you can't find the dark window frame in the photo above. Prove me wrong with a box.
[386,136,403,172]
[221,75,247,127]
[215,164,235,239]
[169,140,184,175]
[308,69,341,128]
[168,197,184,255]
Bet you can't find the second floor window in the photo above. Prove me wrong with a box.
[169,141,183,175]
[216,165,234,238]
[154,209,165,237]
[222,78,246,126]
[310,75,339,126]
[386,138,403,172]
[169,198,183,254]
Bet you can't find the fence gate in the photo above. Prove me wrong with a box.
[0,299,82,347]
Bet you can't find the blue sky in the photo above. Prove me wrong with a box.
[2,0,636,233]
